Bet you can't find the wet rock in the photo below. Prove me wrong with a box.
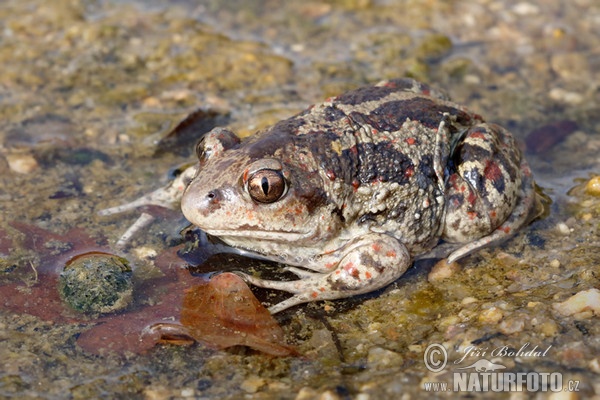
[428,259,460,283]
[5,152,39,174]
[498,316,525,335]
[553,288,600,317]
[548,88,584,105]
[154,108,230,157]
[584,176,600,196]
[240,376,266,394]
[366,346,403,369]
[58,252,133,314]
[478,306,503,324]
[525,120,578,154]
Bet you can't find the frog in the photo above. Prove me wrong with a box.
[101,78,539,314]
[177,78,540,313]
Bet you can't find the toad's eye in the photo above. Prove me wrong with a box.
[247,169,287,203]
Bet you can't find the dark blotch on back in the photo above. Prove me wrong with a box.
[353,142,414,185]
[415,154,435,190]
[308,130,360,185]
[335,85,397,106]
[245,118,306,159]
[352,98,472,132]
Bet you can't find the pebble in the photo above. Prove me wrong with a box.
[537,321,559,337]
[367,347,403,368]
[461,297,479,305]
[5,152,39,174]
[498,317,525,335]
[180,388,195,397]
[427,259,460,282]
[556,222,571,236]
[478,307,503,324]
[240,376,266,394]
[553,288,600,317]
[548,88,584,105]
[584,176,600,196]
[512,2,540,15]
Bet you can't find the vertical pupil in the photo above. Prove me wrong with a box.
[261,177,269,195]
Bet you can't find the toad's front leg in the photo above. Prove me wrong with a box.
[239,234,411,314]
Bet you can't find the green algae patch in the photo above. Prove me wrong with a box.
[59,252,133,315]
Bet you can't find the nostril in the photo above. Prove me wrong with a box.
[206,190,219,202]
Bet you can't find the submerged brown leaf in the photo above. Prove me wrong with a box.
[153,272,296,356]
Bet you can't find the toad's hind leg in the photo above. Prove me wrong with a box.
[443,123,538,262]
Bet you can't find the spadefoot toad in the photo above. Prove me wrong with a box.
[180,78,539,313]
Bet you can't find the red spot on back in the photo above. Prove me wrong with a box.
[467,190,478,205]
[469,131,487,140]
[404,166,414,178]
[484,160,503,184]
[365,271,372,279]
[405,137,416,145]
[326,170,336,181]
[386,250,396,258]
[372,243,382,252]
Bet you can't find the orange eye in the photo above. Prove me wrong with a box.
[247,169,287,203]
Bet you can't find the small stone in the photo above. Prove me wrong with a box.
[548,88,584,104]
[553,288,600,317]
[538,321,559,337]
[478,307,503,324]
[367,346,403,368]
[512,2,539,15]
[549,259,561,268]
[5,152,39,174]
[461,297,478,305]
[240,376,266,394]
[428,259,460,282]
[556,222,571,236]
[584,176,600,196]
[295,387,319,400]
[499,317,525,335]
[589,358,600,374]
[180,388,195,397]
[132,246,158,260]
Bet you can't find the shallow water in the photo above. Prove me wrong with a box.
[1,0,599,398]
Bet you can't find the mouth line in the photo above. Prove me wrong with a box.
[202,228,312,241]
